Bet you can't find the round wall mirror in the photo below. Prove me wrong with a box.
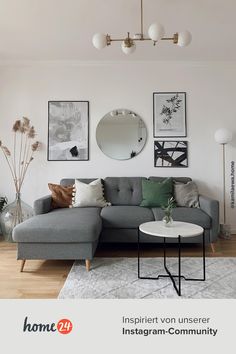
[96,109,147,160]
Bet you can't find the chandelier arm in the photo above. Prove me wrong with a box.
[139,37,175,41]
[161,37,175,41]
[109,38,128,42]
[108,36,177,43]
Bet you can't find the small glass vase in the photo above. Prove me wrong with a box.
[162,214,173,227]
[0,193,34,242]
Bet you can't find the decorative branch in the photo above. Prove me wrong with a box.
[0,118,41,194]
[160,93,182,125]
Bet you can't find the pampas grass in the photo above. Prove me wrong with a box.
[0,117,40,193]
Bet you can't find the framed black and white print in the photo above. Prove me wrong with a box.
[48,101,89,161]
[153,92,186,137]
[154,141,188,167]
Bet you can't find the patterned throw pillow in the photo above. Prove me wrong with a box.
[48,183,73,209]
[174,181,200,208]
[71,178,111,208]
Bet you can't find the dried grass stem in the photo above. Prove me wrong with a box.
[0,117,40,193]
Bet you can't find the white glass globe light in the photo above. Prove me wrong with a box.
[214,129,233,144]
[121,41,136,54]
[92,33,107,50]
[148,23,165,41]
[177,30,192,47]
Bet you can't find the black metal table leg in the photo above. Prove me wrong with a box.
[182,232,206,282]
[138,227,206,296]
[138,227,140,278]
[164,237,166,268]
[178,235,181,295]
[163,235,181,296]
[203,232,206,281]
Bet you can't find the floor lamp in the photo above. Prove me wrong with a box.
[214,128,233,238]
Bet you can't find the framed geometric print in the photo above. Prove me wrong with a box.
[154,141,188,168]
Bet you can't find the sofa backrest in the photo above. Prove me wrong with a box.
[149,176,192,184]
[60,177,192,206]
[104,177,144,206]
[60,178,96,186]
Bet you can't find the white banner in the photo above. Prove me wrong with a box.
[0,299,235,354]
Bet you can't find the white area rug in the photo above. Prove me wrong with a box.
[58,257,236,299]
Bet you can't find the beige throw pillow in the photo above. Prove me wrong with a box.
[71,179,111,207]
[174,181,200,208]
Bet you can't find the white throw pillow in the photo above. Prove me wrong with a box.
[71,179,111,207]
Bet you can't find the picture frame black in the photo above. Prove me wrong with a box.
[48,101,89,161]
[153,92,187,138]
[154,140,188,168]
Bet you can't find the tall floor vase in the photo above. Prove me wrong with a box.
[0,193,33,242]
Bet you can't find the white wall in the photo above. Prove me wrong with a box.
[0,61,235,230]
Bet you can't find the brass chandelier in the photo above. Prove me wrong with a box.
[92,0,192,54]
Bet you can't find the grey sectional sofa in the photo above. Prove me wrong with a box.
[13,177,219,272]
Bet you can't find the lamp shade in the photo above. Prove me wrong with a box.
[177,30,192,47]
[121,41,136,54]
[214,128,233,144]
[148,23,165,41]
[92,33,107,50]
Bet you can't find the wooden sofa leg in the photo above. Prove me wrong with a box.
[85,259,91,272]
[210,243,216,253]
[20,260,26,272]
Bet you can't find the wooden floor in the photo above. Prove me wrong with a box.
[0,235,236,299]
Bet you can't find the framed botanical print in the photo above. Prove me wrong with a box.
[154,141,188,167]
[48,101,89,161]
[153,92,186,137]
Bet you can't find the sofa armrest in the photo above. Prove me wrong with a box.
[199,195,219,242]
[34,195,52,215]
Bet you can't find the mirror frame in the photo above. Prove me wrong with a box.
[96,108,147,160]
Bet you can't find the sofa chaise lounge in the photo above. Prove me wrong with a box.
[13,177,219,272]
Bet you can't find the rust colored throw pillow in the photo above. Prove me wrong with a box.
[48,183,73,209]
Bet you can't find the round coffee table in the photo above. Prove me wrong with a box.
[138,221,205,296]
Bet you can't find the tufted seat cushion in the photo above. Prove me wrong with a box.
[101,205,154,228]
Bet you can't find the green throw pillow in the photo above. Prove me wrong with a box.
[140,178,173,207]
